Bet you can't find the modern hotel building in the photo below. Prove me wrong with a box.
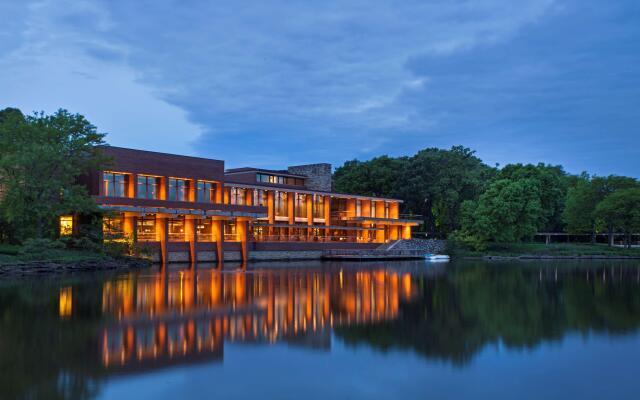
[77,146,420,262]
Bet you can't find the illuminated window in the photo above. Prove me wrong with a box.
[295,193,307,218]
[253,189,268,206]
[275,191,288,217]
[230,187,246,205]
[168,178,189,201]
[223,221,237,241]
[59,215,73,236]
[197,218,213,241]
[103,213,124,239]
[356,200,362,217]
[384,202,390,219]
[168,217,186,241]
[137,175,159,199]
[313,195,325,218]
[103,172,128,197]
[137,216,156,241]
[371,202,377,218]
[196,181,216,203]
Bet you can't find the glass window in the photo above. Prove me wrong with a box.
[313,195,325,218]
[168,217,185,241]
[103,172,128,197]
[275,191,288,217]
[137,175,159,199]
[384,202,390,219]
[197,218,213,241]
[168,178,189,201]
[223,221,237,241]
[295,193,307,218]
[59,215,73,236]
[103,213,124,238]
[230,187,246,205]
[253,189,268,206]
[137,216,156,241]
[196,181,216,203]
[371,202,377,218]
[356,200,362,217]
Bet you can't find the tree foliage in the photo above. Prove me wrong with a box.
[595,188,640,248]
[0,108,106,241]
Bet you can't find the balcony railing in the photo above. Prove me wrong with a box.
[224,233,238,242]
[197,233,214,242]
[253,234,374,243]
[137,232,157,242]
[168,233,186,242]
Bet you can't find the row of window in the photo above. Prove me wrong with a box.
[103,214,237,241]
[103,172,217,203]
[355,199,390,218]
[257,173,304,186]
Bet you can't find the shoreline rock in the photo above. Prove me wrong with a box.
[0,257,151,279]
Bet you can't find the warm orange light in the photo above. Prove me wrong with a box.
[59,215,73,236]
[59,287,72,318]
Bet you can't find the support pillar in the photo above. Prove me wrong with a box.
[402,224,412,240]
[186,218,198,264]
[237,220,249,262]
[157,216,169,264]
[212,218,224,265]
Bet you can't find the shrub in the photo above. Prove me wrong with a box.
[20,238,65,254]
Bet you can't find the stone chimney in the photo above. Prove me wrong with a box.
[287,163,332,192]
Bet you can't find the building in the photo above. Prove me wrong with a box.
[75,146,420,263]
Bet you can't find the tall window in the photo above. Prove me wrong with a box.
[295,193,307,218]
[103,172,127,197]
[253,189,268,206]
[168,178,189,201]
[230,187,246,205]
[384,202,390,219]
[371,201,377,218]
[356,200,362,217]
[137,216,156,241]
[223,221,237,241]
[197,218,213,241]
[59,216,73,236]
[168,217,185,241]
[275,191,288,217]
[196,181,216,203]
[313,195,325,219]
[137,175,159,199]
[103,213,124,238]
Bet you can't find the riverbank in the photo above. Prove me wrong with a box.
[453,242,640,259]
[0,244,151,278]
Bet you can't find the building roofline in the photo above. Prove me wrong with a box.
[98,145,224,164]
[224,168,307,178]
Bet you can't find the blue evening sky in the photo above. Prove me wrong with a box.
[1,0,638,176]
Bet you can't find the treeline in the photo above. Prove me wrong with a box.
[333,146,640,249]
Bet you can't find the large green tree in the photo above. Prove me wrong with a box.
[0,108,106,241]
[497,163,568,232]
[456,178,543,249]
[333,155,407,197]
[595,188,640,248]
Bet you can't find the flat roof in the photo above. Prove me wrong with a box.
[225,168,307,178]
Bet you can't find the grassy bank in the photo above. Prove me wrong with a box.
[0,243,109,265]
[453,242,640,258]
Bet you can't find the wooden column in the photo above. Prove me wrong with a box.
[212,218,224,264]
[157,216,169,264]
[287,192,294,238]
[237,220,249,262]
[215,183,223,204]
[306,194,313,239]
[123,214,136,241]
[186,217,198,264]
[244,188,253,205]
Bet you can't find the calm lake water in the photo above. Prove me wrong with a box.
[1,259,640,400]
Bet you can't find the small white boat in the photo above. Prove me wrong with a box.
[425,254,450,261]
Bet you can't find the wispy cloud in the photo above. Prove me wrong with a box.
[1,0,638,176]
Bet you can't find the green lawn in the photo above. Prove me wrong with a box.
[454,242,640,258]
[0,243,108,265]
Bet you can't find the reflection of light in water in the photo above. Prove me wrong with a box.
[99,267,413,369]
[59,287,72,318]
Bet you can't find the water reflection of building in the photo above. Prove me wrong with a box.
[97,266,416,372]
